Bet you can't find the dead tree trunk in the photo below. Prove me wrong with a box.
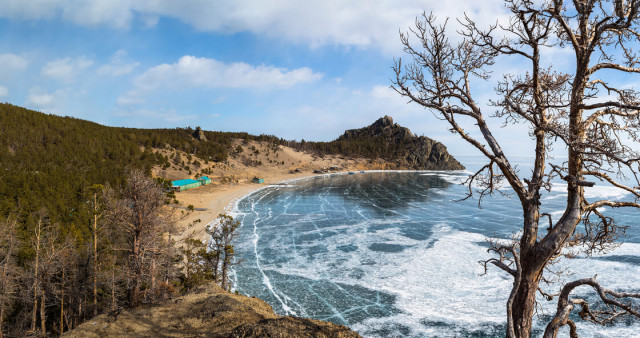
[60,267,65,335]
[129,230,141,307]
[394,1,640,336]
[93,192,98,317]
[39,288,45,337]
[31,218,43,333]
[111,269,116,311]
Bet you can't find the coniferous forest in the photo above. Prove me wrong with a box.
[0,104,257,336]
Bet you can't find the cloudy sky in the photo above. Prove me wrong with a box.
[0,0,539,156]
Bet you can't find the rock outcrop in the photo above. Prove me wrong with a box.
[64,283,360,338]
[337,116,464,170]
[193,126,208,141]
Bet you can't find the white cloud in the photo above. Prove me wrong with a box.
[0,53,28,72]
[41,56,93,83]
[98,50,139,76]
[134,0,508,53]
[0,86,8,98]
[136,55,321,90]
[27,88,55,108]
[0,1,507,53]
[119,55,322,105]
[27,87,62,108]
[0,0,132,29]
[61,0,133,29]
[0,54,29,80]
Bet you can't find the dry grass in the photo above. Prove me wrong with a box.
[64,283,360,338]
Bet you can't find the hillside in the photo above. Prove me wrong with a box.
[292,116,464,170]
[0,103,277,226]
[64,283,360,338]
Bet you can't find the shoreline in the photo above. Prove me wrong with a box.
[173,169,472,244]
[173,171,319,243]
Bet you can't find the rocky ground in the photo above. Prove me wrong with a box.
[64,283,360,338]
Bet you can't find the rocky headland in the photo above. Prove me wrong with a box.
[336,115,464,170]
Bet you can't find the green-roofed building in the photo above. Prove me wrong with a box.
[171,179,201,192]
[197,176,212,185]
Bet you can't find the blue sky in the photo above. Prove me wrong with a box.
[0,0,601,157]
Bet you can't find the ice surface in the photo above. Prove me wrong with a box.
[230,172,640,337]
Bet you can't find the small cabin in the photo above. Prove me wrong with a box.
[197,176,212,186]
[171,179,201,192]
[252,177,264,184]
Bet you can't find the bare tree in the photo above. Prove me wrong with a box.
[24,212,76,337]
[41,232,75,336]
[29,213,46,335]
[104,170,175,307]
[0,217,20,338]
[88,184,104,317]
[393,1,640,337]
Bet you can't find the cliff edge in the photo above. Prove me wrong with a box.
[63,283,360,338]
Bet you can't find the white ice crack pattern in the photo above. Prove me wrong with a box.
[231,171,640,337]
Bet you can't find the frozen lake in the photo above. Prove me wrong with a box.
[231,158,640,337]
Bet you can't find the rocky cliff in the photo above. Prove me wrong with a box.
[64,283,360,338]
[337,116,464,170]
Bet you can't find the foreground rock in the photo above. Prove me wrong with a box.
[64,283,360,338]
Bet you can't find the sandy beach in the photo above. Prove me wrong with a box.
[172,171,316,243]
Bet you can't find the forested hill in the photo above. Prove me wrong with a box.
[291,116,464,170]
[0,103,277,226]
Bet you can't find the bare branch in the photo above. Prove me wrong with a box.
[544,277,640,337]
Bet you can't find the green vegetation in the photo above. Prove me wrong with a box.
[0,103,282,226]
[180,214,239,293]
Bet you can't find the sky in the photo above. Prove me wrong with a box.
[0,0,593,157]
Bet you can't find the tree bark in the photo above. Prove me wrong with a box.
[0,300,4,338]
[111,269,115,311]
[39,289,45,337]
[31,220,42,333]
[129,231,141,307]
[0,302,3,338]
[511,269,542,337]
[151,256,156,302]
[0,228,12,338]
[60,267,65,335]
[93,193,98,317]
